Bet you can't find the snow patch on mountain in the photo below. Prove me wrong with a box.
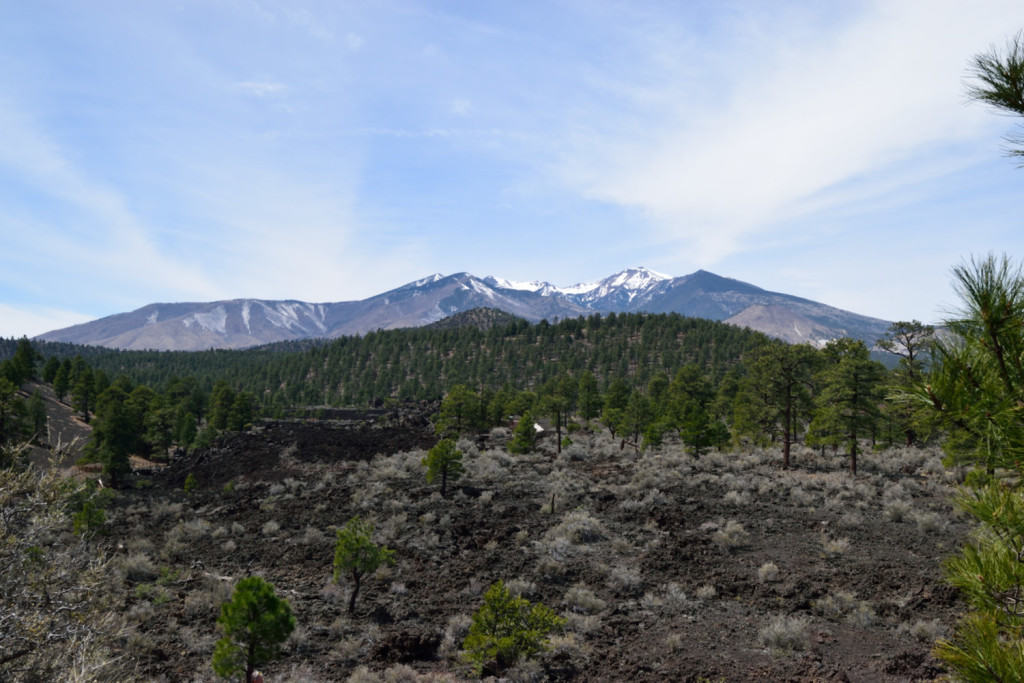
[485,276,551,293]
[557,280,601,295]
[146,311,159,325]
[469,278,497,300]
[486,267,669,299]
[257,302,326,332]
[409,273,444,288]
[182,306,227,334]
[241,301,252,334]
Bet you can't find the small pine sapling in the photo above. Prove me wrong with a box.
[463,580,566,675]
[212,576,295,683]
[508,410,537,454]
[333,516,395,614]
[422,438,464,497]
[935,484,1024,677]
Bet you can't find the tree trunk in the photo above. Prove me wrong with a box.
[556,411,562,453]
[782,392,792,469]
[246,640,256,682]
[348,570,361,614]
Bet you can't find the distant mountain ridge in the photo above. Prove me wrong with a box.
[36,267,891,351]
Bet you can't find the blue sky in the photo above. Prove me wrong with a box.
[2,1,1023,337]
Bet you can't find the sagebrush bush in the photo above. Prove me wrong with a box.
[884,499,913,522]
[712,520,750,552]
[899,618,947,642]
[695,584,717,600]
[821,535,850,558]
[758,614,809,653]
[565,585,602,618]
[758,561,780,583]
[119,553,159,583]
[812,590,874,626]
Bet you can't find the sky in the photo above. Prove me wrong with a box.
[1,1,1023,338]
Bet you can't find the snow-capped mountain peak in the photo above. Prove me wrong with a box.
[37,265,892,352]
[604,266,671,290]
[486,267,670,299]
[482,276,554,293]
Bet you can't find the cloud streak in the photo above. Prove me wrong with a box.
[1,0,1023,335]
[553,1,1021,262]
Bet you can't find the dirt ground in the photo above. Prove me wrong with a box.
[99,412,969,682]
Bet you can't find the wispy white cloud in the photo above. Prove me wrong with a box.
[1,0,1022,332]
[0,98,222,302]
[554,0,1024,264]
[0,304,93,338]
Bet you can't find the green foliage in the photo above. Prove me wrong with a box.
[436,384,481,438]
[212,576,295,682]
[808,339,886,474]
[577,371,601,421]
[184,472,197,494]
[462,580,566,675]
[966,30,1024,159]
[27,389,46,440]
[8,337,38,386]
[72,364,94,422]
[508,411,536,454]
[53,359,70,402]
[921,255,1024,474]
[29,312,770,409]
[666,365,726,457]
[879,320,936,447]
[923,256,1024,678]
[67,479,113,536]
[0,377,25,447]
[333,516,395,613]
[422,438,464,497]
[736,343,817,466]
[935,484,1024,679]
[42,356,60,384]
[86,385,135,487]
[72,499,106,536]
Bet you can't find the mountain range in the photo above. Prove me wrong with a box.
[36,268,892,351]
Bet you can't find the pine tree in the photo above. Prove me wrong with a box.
[333,517,395,614]
[742,343,818,468]
[87,386,134,486]
[212,576,295,683]
[508,410,537,454]
[462,581,566,675]
[27,390,46,441]
[966,30,1024,159]
[809,339,885,474]
[919,255,1024,475]
[53,360,70,403]
[72,366,94,423]
[42,356,60,384]
[879,320,935,446]
[422,438,464,497]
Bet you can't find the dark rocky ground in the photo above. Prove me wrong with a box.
[92,411,967,682]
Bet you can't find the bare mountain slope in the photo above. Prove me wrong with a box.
[38,268,892,351]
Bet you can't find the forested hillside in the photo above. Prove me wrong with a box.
[10,312,770,408]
